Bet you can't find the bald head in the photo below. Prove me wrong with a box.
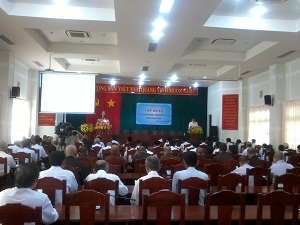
[65,145,77,157]
[110,145,120,155]
[94,160,109,172]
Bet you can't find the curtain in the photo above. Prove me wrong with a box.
[282,100,300,149]
[248,105,270,145]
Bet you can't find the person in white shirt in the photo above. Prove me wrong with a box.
[98,142,112,159]
[31,135,50,169]
[39,151,78,199]
[7,140,21,153]
[18,138,36,162]
[188,118,198,129]
[85,160,128,205]
[241,142,252,156]
[172,151,209,205]
[0,163,58,225]
[131,156,163,205]
[231,156,254,185]
[180,137,190,151]
[92,137,105,149]
[0,141,16,174]
[270,151,293,182]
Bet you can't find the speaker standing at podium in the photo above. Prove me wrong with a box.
[188,118,198,129]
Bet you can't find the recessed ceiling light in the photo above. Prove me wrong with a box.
[166,81,171,86]
[250,5,267,17]
[138,81,144,86]
[150,30,163,41]
[193,82,199,88]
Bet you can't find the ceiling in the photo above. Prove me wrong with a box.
[1,0,300,87]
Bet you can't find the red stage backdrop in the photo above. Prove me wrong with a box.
[222,94,238,130]
[86,92,121,132]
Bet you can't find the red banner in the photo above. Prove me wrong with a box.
[222,94,238,130]
[38,113,56,126]
[96,84,198,95]
[86,92,121,133]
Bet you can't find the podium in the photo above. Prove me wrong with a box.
[190,134,200,143]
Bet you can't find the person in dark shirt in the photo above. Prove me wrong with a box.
[247,147,260,167]
[65,145,89,185]
[212,143,233,163]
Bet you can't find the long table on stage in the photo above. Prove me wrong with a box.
[55,205,297,223]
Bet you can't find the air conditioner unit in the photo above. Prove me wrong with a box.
[65,30,90,38]
[250,0,288,3]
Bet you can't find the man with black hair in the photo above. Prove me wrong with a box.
[172,151,209,205]
[31,135,50,169]
[0,163,58,224]
[131,156,163,205]
[39,151,78,196]
[85,160,128,205]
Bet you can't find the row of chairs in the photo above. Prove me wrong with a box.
[0,189,297,225]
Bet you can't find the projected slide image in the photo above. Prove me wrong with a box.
[136,103,172,125]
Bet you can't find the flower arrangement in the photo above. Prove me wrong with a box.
[80,123,94,133]
[187,126,203,134]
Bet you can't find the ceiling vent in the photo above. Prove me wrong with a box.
[148,43,158,52]
[65,30,90,38]
[33,61,44,67]
[277,50,296,58]
[250,0,288,3]
[82,59,99,62]
[142,66,149,71]
[240,70,252,76]
[0,35,15,45]
[211,38,236,46]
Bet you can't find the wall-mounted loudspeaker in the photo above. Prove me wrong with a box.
[11,86,20,98]
[264,95,272,106]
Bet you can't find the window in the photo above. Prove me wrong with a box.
[11,98,30,143]
[248,106,270,145]
[282,100,300,149]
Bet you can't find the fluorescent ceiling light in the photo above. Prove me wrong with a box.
[139,73,146,80]
[166,81,171,86]
[153,18,167,31]
[159,0,174,13]
[110,78,116,86]
[193,82,199,88]
[170,74,177,82]
[138,81,144,86]
[150,30,163,41]
[250,5,267,17]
